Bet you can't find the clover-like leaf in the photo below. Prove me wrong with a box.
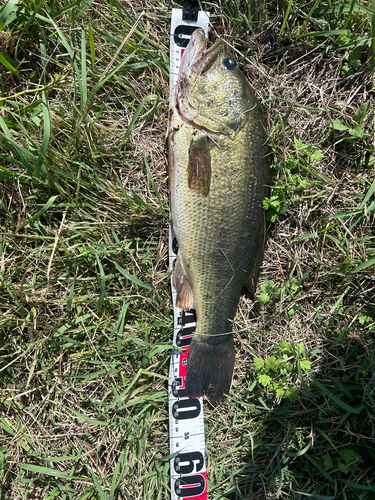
[300,358,311,370]
[285,387,299,402]
[339,448,355,464]
[253,358,265,370]
[259,292,270,305]
[258,374,271,387]
[265,356,277,370]
[323,453,333,469]
[309,149,324,162]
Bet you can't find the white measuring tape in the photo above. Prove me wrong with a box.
[168,7,210,500]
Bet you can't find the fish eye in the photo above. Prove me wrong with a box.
[223,58,236,70]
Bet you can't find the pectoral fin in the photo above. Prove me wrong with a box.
[173,254,194,311]
[187,135,211,197]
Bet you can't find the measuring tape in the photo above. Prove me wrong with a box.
[168,6,210,500]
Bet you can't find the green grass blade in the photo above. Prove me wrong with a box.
[294,492,336,499]
[116,301,128,354]
[88,23,95,67]
[295,29,349,38]
[16,195,59,232]
[75,0,95,19]
[67,407,109,426]
[18,464,75,479]
[278,0,294,38]
[0,53,19,77]
[80,24,87,110]
[89,468,108,500]
[67,280,75,312]
[353,256,375,273]
[123,94,158,143]
[0,272,27,314]
[0,0,19,31]
[342,0,356,30]
[113,261,153,290]
[371,0,375,72]
[95,254,106,314]
[109,456,122,500]
[360,178,375,209]
[314,4,375,15]
[303,454,335,484]
[308,374,365,414]
[35,36,51,177]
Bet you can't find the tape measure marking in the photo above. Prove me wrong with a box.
[168,8,210,499]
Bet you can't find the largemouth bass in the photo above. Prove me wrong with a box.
[169,30,269,402]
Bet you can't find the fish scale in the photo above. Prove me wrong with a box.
[169,29,269,402]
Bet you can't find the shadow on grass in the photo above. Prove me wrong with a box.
[225,334,375,500]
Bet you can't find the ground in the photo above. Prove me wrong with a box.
[0,0,374,499]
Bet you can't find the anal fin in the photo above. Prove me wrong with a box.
[173,254,194,311]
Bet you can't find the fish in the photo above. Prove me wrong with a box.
[168,29,269,403]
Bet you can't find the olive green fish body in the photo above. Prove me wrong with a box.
[169,30,268,402]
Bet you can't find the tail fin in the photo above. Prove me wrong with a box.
[185,335,235,403]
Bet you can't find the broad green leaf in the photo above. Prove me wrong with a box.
[286,387,299,402]
[323,453,333,469]
[340,448,355,464]
[294,138,305,150]
[353,101,370,122]
[309,150,324,161]
[253,358,264,370]
[258,374,271,387]
[259,292,270,304]
[348,124,364,138]
[332,119,349,131]
[300,359,311,370]
[265,356,277,370]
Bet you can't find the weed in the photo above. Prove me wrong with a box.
[252,341,311,401]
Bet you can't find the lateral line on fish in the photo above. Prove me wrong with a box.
[200,331,233,338]
[204,247,234,305]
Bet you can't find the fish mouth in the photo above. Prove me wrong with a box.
[197,39,225,75]
[179,30,225,79]
[176,30,228,127]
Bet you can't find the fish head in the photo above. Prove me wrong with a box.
[177,29,256,138]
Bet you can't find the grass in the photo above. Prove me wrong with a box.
[0,0,374,498]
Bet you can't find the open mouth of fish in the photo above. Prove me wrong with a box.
[178,29,226,82]
[175,30,229,129]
